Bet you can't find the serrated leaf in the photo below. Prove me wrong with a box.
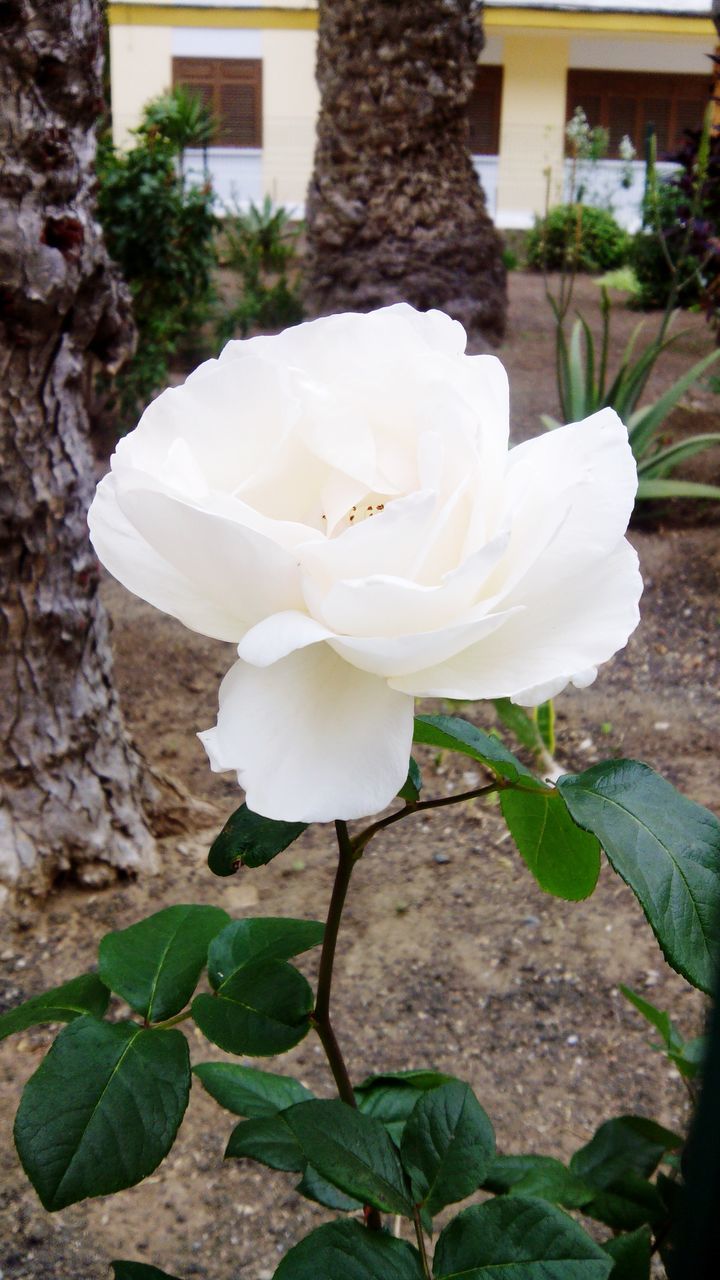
[112,1266,184,1280]
[433,1197,613,1278]
[98,904,230,1022]
[192,960,312,1056]
[208,917,324,990]
[501,787,601,900]
[225,1113,305,1171]
[0,974,109,1043]
[557,760,720,993]
[355,1070,457,1144]
[602,1227,651,1280]
[295,1164,362,1211]
[282,1098,414,1215]
[208,804,307,875]
[399,757,422,802]
[273,1218,424,1280]
[15,1017,190,1211]
[400,1081,495,1215]
[570,1115,682,1189]
[414,715,546,789]
[193,1062,313,1116]
[484,1154,594,1209]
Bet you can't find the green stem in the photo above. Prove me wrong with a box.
[312,820,382,1231]
[149,1008,193,1031]
[413,1207,432,1278]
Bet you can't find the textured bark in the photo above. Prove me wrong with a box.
[0,0,157,899]
[304,0,507,341]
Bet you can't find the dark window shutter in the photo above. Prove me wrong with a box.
[467,66,503,155]
[567,69,708,157]
[172,57,262,148]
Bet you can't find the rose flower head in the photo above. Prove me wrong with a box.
[89,304,641,822]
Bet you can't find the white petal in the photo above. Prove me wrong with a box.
[331,606,520,678]
[89,474,245,642]
[238,612,334,667]
[313,534,510,639]
[101,484,304,640]
[485,409,637,606]
[199,646,414,822]
[389,540,642,699]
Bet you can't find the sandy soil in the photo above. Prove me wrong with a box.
[1,272,719,1279]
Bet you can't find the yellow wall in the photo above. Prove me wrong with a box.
[496,33,569,228]
[110,23,172,146]
[262,29,319,207]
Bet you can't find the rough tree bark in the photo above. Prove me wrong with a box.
[303,0,507,341]
[0,0,157,901]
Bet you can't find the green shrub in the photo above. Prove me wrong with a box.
[526,204,629,274]
[217,197,303,341]
[95,93,218,430]
[629,179,702,311]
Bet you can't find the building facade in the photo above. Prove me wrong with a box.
[107,1,717,228]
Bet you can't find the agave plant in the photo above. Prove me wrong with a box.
[542,288,720,501]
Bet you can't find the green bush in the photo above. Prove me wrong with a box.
[629,177,702,312]
[526,204,629,274]
[95,94,218,429]
[217,197,303,342]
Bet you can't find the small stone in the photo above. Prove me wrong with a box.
[566,1034,579,1046]
[434,852,450,864]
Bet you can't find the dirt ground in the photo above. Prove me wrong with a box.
[1,272,719,1279]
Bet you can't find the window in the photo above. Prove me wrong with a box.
[172,57,262,148]
[566,69,709,158]
[467,65,503,155]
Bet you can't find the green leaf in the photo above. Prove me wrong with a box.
[193,1062,313,1116]
[619,986,677,1048]
[414,715,546,788]
[484,1154,594,1209]
[399,757,422,802]
[14,1017,190,1211]
[583,1174,665,1232]
[98,904,230,1022]
[225,1113,305,1171]
[492,698,544,753]
[569,1115,682,1188]
[295,1164,362,1211]
[208,803,307,875]
[500,787,601,900]
[627,347,720,459]
[0,974,110,1043]
[273,1219,424,1280]
[536,700,555,754]
[282,1098,414,1215]
[635,476,720,501]
[636,432,720,479]
[602,1227,651,1280]
[192,960,312,1056]
[400,1081,495,1216]
[355,1070,457,1145]
[112,1266,184,1280]
[557,760,720,992]
[207,917,324,989]
[433,1197,613,1278]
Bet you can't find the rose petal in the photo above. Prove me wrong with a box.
[96,483,304,640]
[389,540,641,699]
[199,645,414,822]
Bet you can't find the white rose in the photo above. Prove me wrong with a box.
[88,304,641,823]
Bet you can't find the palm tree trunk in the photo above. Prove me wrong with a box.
[0,0,156,901]
[304,0,507,341]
